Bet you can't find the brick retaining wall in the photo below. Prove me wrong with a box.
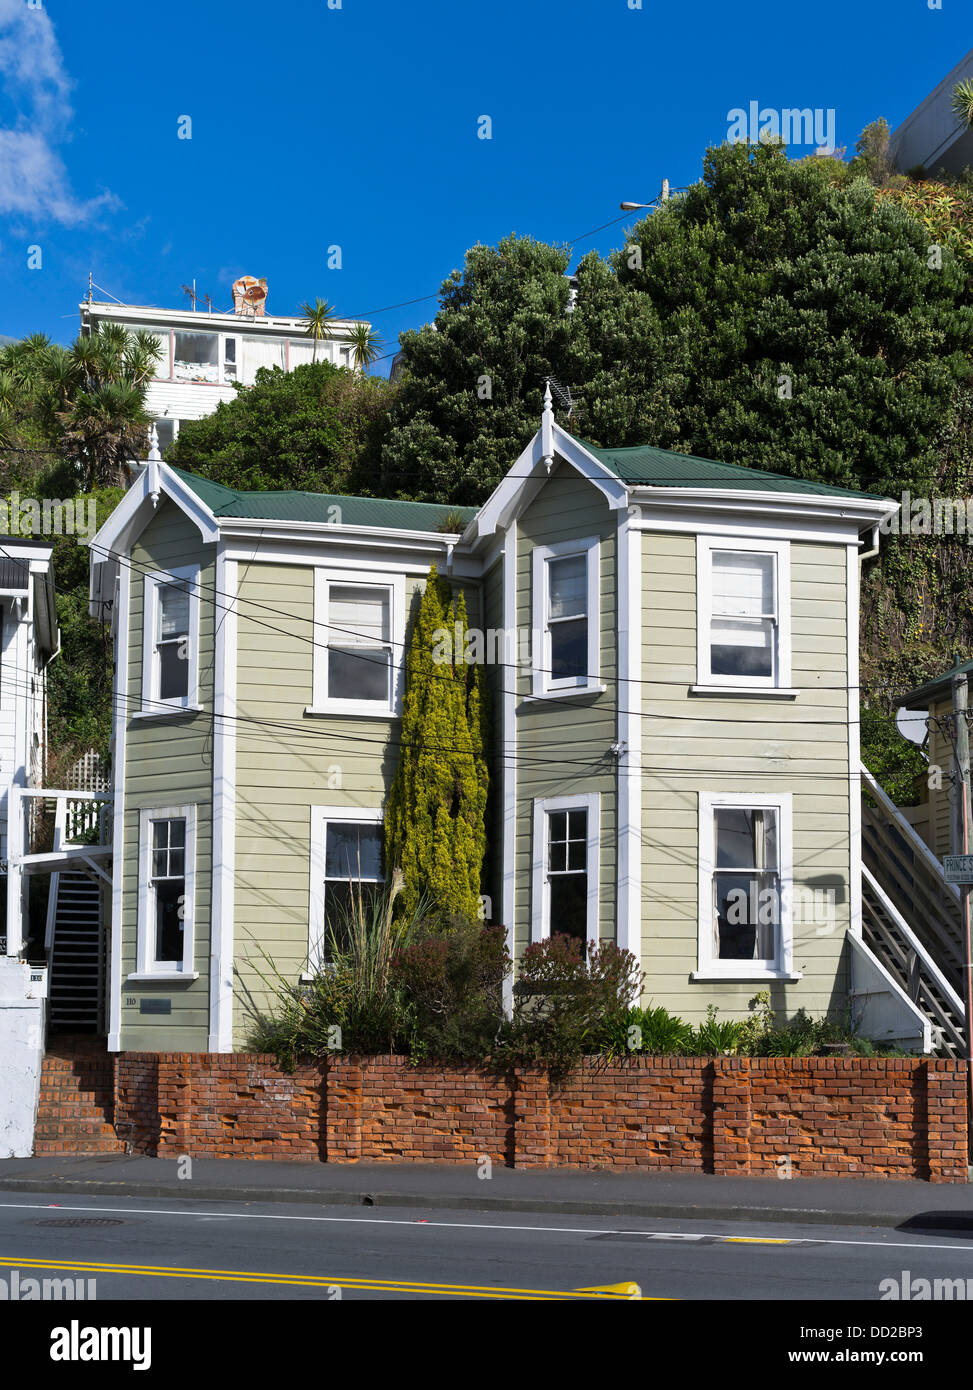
[92,1053,968,1182]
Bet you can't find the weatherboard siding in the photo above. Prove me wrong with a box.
[639,531,852,1023]
[513,464,618,957]
[230,562,487,1045]
[120,501,215,1050]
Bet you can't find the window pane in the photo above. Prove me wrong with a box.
[325,824,383,882]
[567,839,587,871]
[712,552,774,616]
[714,871,778,960]
[568,809,587,840]
[152,849,168,878]
[325,881,383,957]
[548,839,566,872]
[168,821,186,849]
[550,617,587,679]
[711,617,773,679]
[173,331,219,382]
[155,878,184,961]
[158,585,190,639]
[550,874,587,946]
[715,807,778,870]
[241,337,285,385]
[152,822,168,852]
[329,587,390,645]
[328,646,390,702]
[549,811,567,843]
[549,554,586,619]
[158,640,189,700]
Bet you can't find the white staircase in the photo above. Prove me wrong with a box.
[859,763,966,1055]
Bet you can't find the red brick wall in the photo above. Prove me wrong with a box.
[105,1053,968,1182]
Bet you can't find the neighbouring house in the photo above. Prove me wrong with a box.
[0,540,112,1157]
[891,47,973,178]
[79,279,372,452]
[78,392,963,1058]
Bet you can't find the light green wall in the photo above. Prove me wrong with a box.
[639,531,852,1023]
[120,501,214,1049]
[513,464,618,956]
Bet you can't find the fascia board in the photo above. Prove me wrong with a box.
[469,425,627,547]
[627,485,898,528]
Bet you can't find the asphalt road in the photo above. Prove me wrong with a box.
[0,1191,972,1301]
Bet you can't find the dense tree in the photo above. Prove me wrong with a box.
[602,141,973,497]
[379,236,576,503]
[384,567,488,921]
[167,360,396,495]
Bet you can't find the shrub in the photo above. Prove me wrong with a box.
[391,917,510,1060]
[499,935,644,1077]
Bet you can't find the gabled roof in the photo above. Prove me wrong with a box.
[170,469,478,534]
[585,441,895,501]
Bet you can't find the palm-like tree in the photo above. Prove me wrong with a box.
[300,298,338,362]
[952,79,973,129]
[348,322,383,372]
[54,326,160,487]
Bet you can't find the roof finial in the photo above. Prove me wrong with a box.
[148,422,161,462]
[541,379,554,472]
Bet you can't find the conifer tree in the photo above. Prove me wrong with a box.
[385,566,488,921]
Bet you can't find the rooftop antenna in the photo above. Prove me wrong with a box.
[547,376,575,421]
[181,282,213,314]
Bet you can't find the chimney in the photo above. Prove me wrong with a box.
[232,275,268,316]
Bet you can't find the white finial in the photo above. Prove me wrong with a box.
[148,423,161,462]
[541,379,555,472]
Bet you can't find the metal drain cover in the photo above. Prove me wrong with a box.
[33,1218,126,1228]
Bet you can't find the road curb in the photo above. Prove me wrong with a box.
[0,1176,946,1229]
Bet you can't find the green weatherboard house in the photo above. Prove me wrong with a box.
[84,393,943,1055]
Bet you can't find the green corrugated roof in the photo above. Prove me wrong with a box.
[896,657,973,710]
[171,468,478,533]
[583,440,893,502]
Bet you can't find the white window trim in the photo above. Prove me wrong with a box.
[531,792,600,949]
[531,535,600,697]
[309,568,405,717]
[134,803,197,979]
[695,536,791,693]
[308,805,384,973]
[694,790,799,982]
[140,565,201,715]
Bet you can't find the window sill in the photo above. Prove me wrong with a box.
[126,971,199,983]
[689,685,800,699]
[522,684,607,705]
[132,705,203,721]
[304,705,397,720]
[691,970,802,983]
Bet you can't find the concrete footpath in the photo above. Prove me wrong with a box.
[0,1154,972,1230]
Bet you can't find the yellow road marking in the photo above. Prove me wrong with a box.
[0,1255,655,1300]
[722,1237,792,1245]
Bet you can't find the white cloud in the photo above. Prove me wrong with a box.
[0,0,118,225]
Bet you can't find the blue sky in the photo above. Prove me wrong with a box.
[0,0,969,372]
